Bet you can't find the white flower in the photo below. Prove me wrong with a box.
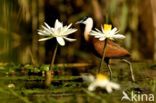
[82,73,120,93]
[90,24,125,41]
[38,19,77,46]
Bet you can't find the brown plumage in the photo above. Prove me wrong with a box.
[92,38,130,58]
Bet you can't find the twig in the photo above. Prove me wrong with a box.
[55,63,95,68]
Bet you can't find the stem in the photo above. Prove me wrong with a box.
[98,39,108,73]
[44,44,58,87]
[45,70,53,87]
[50,44,58,70]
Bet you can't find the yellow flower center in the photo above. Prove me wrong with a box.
[96,73,108,80]
[104,24,112,31]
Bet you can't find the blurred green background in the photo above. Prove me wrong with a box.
[0,0,156,65]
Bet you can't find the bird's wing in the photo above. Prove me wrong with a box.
[93,38,130,58]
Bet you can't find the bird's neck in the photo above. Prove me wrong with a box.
[84,22,93,42]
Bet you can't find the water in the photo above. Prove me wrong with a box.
[0,62,155,103]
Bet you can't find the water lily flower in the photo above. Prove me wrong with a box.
[38,19,77,46]
[90,24,125,41]
[82,73,120,93]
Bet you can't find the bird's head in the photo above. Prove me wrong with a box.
[76,17,93,25]
[76,17,94,42]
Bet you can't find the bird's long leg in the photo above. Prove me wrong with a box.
[122,59,135,82]
[107,64,112,80]
[105,58,112,80]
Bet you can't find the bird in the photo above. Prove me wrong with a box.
[76,17,135,81]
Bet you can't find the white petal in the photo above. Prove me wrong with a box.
[38,30,51,36]
[44,22,51,29]
[41,25,53,34]
[67,23,72,29]
[110,27,118,34]
[55,19,63,29]
[95,35,103,38]
[108,82,120,90]
[63,29,77,36]
[105,85,113,93]
[88,82,96,91]
[56,37,65,46]
[95,35,101,38]
[101,26,105,33]
[113,34,125,39]
[38,37,52,41]
[81,74,95,83]
[95,28,102,33]
[90,32,97,36]
[63,37,76,42]
[90,31,102,36]
[110,27,118,35]
[38,31,45,35]
[99,37,106,41]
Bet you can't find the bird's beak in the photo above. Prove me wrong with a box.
[76,20,84,24]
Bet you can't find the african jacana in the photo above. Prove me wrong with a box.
[77,17,135,81]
